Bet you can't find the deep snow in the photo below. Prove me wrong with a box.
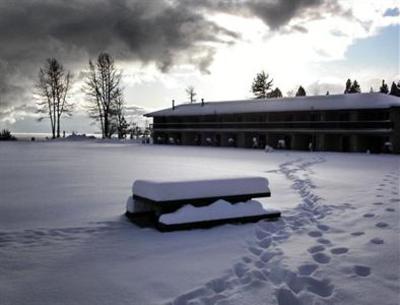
[0,142,399,305]
[132,177,269,202]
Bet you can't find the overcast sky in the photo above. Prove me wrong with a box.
[0,0,399,134]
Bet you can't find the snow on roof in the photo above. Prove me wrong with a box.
[145,93,400,117]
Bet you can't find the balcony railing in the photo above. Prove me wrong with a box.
[153,120,393,130]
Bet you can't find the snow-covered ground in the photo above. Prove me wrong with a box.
[0,142,399,305]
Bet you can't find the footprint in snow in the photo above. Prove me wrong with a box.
[233,262,249,278]
[285,271,305,294]
[258,237,272,249]
[385,208,395,212]
[376,194,383,198]
[363,213,375,218]
[370,237,384,245]
[308,231,323,238]
[312,252,331,264]
[260,251,277,263]
[351,231,365,236]
[389,198,400,203]
[317,238,331,244]
[317,224,330,232]
[330,247,349,255]
[255,229,268,240]
[353,265,371,277]
[248,246,262,256]
[373,202,384,206]
[298,263,319,276]
[375,222,389,228]
[304,276,334,297]
[277,287,302,305]
[307,245,325,254]
[241,256,252,263]
[254,260,265,269]
[205,276,229,294]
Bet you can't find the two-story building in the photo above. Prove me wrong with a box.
[145,93,400,153]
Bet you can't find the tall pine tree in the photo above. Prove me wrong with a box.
[268,87,282,98]
[390,81,400,97]
[344,79,352,94]
[379,80,389,94]
[349,80,361,93]
[295,86,306,96]
[251,71,273,99]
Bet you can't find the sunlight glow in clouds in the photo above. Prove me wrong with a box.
[0,0,399,132]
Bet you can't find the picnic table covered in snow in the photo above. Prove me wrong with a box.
[126,176,280,231]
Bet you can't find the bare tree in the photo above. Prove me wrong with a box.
[185,86,197,103]
[114,97,129,139]
[84,52,122,138]
[36,58,73,138]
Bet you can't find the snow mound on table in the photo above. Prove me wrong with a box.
[159,199,278,225]
[132,177,270,202]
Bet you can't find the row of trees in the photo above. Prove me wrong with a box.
[251,71,308,99]
[36,61,400,138]
[251,71,400,99]
[36,53,131,139]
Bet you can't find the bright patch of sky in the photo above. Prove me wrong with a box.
[120,0,400,108]
[2,0,399,134]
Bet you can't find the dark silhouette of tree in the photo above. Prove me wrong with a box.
[344,79,361,94]
[295,86,306,96]
[0,129,16,141]
[185,86,197,103]
[268,87,282,98]
[379,80,389,94]
[390,81,400,97]
[114,97,129,139]
[36,58,73,138]
[349,80,361,93]
[344,79,352,94]
[251,71,273,99]
[84,52,123,138]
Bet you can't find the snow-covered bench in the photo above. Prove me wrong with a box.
[126,177,280,231]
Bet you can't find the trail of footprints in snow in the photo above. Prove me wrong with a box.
[364,169,400,245]
[0,221,127,249]
[166,157,356,305]
[167,161,400,305]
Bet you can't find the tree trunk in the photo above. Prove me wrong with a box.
[57,114,61,138]
[104,113,109,138]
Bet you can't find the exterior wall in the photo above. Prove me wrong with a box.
[390,107,400,153]
[151,108,399,154]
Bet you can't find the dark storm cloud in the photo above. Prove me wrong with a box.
[0,0,239,111]
[180,0,351,30]
[0,0,349,114]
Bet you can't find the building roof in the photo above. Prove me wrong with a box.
[145,93,400,117]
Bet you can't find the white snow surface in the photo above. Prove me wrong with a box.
[0,141,399,305]
[146,92,400,117]
[132,177,269,202]
[159,199,278,225]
